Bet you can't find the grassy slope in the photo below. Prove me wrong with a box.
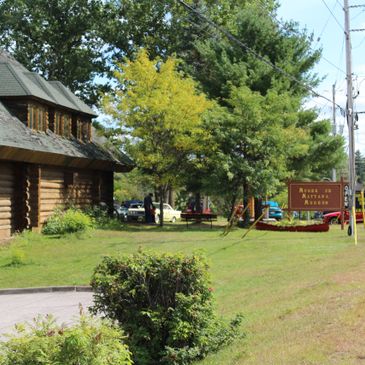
[1,224,365,364]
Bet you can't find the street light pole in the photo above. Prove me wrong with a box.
[344,0,356,236]
[332,83,337,182]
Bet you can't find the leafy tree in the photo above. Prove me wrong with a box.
[114,169,154,203]
[355,150,365,183]
[102,49,212,225]
[289,110,346,180]
[203,87,309,221]
[0,0,108,104]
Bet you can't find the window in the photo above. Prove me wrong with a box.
[63,114,72,137]
[28,103,48,132]
[76,118,91,142]
[54,111,72,137]
[77,119,83,140]
[54,111,62,135]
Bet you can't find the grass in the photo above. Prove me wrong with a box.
[1,222,365,364]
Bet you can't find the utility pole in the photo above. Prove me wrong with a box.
[332,83,337,182]
[344,0,356,236]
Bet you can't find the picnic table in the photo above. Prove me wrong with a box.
[180,212,218,228]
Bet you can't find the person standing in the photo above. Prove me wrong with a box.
[144,193,154,223]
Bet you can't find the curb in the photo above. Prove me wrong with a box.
[0,286,93,295]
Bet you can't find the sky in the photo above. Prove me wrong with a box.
[277,0,365,154]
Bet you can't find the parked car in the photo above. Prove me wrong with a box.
[127,203,145,222]
[114,203,129,221]
[268,206,283,220]
[323,211,364,224]
[153,202,181,223]
[127,202,181,223]
[262,201,283,220]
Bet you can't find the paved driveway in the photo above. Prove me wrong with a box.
[0,291,94,337]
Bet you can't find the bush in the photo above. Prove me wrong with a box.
[0,314,132,365]
[91,252,242,365]
[42,208,93,235]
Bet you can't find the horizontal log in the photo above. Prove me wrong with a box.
[0,187,13,194]
[0,198,12,206]
[41,169,65,178]
[73,199,93,204]
[41,180,64,189]
[0,206,11,213]
[0,218,12,226]
[0,166,14,175]
[40,201,64,208]
[41,192,64,199]
[0,175,14,183]
[0,211,12,219]
[0,180,13,188]
[41,179,64,185]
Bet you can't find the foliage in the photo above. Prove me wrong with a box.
[183,2,345,213]
[102,49,212,225]
[0,314,132,365]
[355,150,365,183]
[91,251,242,365]
[114,169,153,203]
[0,0,108,104]
[42,208,93,235]
[289,111,346,180]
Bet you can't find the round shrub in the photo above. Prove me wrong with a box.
[0,314,132,365]
[91,251,242,365]
[42,208,93,235]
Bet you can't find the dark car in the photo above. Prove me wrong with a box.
[268,206,283,220]
[263,201,283,220]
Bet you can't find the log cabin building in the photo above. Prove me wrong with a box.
[0,51,133,239]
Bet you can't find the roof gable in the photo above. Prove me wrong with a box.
[0,51,97,117]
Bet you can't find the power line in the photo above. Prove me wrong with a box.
[176,0,345,113]
[259,1,346,76]
[321,0,345,31]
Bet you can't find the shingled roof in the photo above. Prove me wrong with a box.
[0,51,133,172]
[0,51,96,117]
[0,101,133,172]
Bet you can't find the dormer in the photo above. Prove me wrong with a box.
[0,52,97,142]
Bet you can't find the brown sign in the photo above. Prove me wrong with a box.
[288,181,344,211]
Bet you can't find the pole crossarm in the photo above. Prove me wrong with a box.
[350,28,365,32]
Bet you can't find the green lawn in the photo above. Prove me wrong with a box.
[1,223,365,364]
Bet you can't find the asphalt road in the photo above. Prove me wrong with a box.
[0,291,94,338]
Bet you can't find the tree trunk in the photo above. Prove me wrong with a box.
[194,192,201,213]
[254,197,263,220]
[159,186,164,227]
[229,194,237,221]
[242,180,250,227]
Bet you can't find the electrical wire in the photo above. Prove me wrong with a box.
[176,0,345,113]
[321,0,345,31]
[259,1,346,76]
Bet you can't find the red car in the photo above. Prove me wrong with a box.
[323,211,364,224]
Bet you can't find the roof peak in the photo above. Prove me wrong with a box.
[0,50,97,117]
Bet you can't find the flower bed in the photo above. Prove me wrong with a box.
[256,221,329,232]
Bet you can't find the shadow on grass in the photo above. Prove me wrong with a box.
[97,221,226,233]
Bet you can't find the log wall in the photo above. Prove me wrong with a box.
[40,167,65,224]
[0,163,14,239]
[0,161,115,238]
